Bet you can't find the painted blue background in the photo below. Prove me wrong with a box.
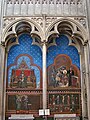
[47,35,80,68]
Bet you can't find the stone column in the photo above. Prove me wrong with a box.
[42,41,47,110]
[80,52,88,119]
[84,43,90,120]
[1,45,8,120]
[85,0,90,119]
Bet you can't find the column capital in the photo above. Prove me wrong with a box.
[41,40,47,46]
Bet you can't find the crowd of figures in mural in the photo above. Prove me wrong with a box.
[50,66,74,87]
[49,94,80,113]
[48,55,80,88]
[9,60,36,88]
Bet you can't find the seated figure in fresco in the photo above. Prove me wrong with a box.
[18,71,27,88]
[10,60,36,88]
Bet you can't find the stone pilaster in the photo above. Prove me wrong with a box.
[84,43,90,120]
[85,1,90,119]
[0,45,6,120]
[79,53,87,119]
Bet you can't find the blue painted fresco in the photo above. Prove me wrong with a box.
[8,34,42,67]
[7,34,80,87]
[8,34,42,88]
[47,35,80,68]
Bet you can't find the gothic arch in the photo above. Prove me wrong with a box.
[2,18,43,44]
[46,17,88,46]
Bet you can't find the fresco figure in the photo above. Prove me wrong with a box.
[19,71,27,88]
[55,70,61,87]
[68,67,74,86]
[50,66,56,87]
[70,95,75,112]
[21,95,28,110]
[67,95,70,105]
[62,69,69,87]
[56,95,60,105]
[16,95,21,110]
[16,95,28,110]
[51,73,56,87]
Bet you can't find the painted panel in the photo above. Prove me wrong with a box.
[48,94,80,114]
[7,34,42,88]
[47,35,80,88]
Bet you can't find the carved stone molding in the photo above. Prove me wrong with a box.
[74,17,87,29]
[31,17,43,28]
[3,17,16,29]
[46,17,57,28]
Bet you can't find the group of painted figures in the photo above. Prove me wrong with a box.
[50,66,79,87]
[49,94,79,113]
[10,70,36,88]
[16,95,29,110]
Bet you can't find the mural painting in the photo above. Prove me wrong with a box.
[6,34,81,116]
[48,54,80,88]
[8,55,42,88]
[7,34,42,88]
[7,94,41,111]
[9,59,36,88]
[48,94,80,114]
